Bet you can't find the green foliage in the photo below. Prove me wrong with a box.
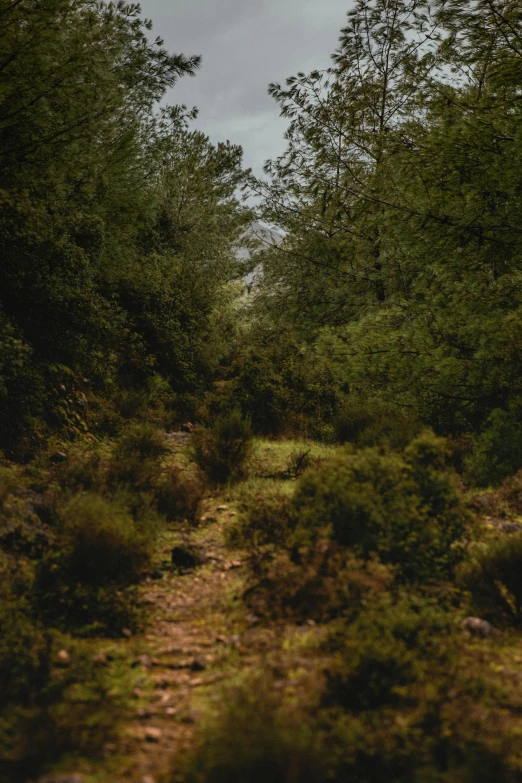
[109,422,167,489]
[33,492,151,634]
[0,0,252,453]
[333,399,420,449]
[245,544,391,622]
[154,465,206,524]
[292,432,469,581]
[326,595,455,710]
[221,329,343,437]
[0,599,49,707]
[230,482,296,548]
[466,402,522,486]
[58,492,152,584]
[248,0,522,475]
[113,421,168,460]
[179,678,327,783]
[0,636,135,783]
[498,470,522,516]
[193,410,253,483]
[464,533,522,625]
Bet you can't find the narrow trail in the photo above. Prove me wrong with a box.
[113,502,249,783]
[104,498,328,783]
[54,438,333,783]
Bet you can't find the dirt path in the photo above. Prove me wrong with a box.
[105,501,254,783]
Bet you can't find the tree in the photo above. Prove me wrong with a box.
[250,0,438,332]
[0,0,251,453]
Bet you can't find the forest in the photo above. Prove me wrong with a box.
[3,0,522,781]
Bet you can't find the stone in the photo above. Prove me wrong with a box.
[461,616,500,638]
[50,451,67,463]
[485,517,522,533]
[92,652,109,666]
[216,505,229,511]
[141,777,156,783]
[171,545,204,570]
[144,726,162,742]
[122,628,133,638]
[133,654,153,668]
[55,649,71,666]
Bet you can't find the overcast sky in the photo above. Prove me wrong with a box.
[138,0,353,176]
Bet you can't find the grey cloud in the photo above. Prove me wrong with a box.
[139,0,353,174]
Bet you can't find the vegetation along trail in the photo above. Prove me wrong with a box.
[6,0,522,781]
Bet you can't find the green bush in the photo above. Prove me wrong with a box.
[0,599,50,706]
[52,440,108,492]
[229,482,296,548]
[0,636,135,783]
[466,401,522,486]
[33,493,150,634]
[498,470,522,516]
[0,462,19,507]
[464,533,522,624]
[58,492,151,584]
[292,432,469,581]
[109,422,167,489]
[244,544,391,622]
[115,421,167,460]
[333,399,420,450]
[325,595,455,711]
[153,466,206,524]
[193,410,253,484]
[179,677,327,783]
[223,332,344,438]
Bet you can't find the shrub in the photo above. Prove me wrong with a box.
[292,432,469,582]
[57,492,151,584]
[34,572,142,636]
[325,595,455,711]
[193,410,253,484]
[154,465,206,524]
[497,470,522,516]
[52,441,107,492]
[244,543,391,622]
[0,463,51,557]
[466,401,522,486]
[109,421,167,489]
[0,636,135,783]
[0,462,18,508]
[333,399,420,450]
[116,389,146,420]
[0,599,50,706]
[178,677,327,783]
[33,493,150,634]
[463,533,522,624]
[223,332,343,438]
[115,421,167,460]
[229,482,296,548]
